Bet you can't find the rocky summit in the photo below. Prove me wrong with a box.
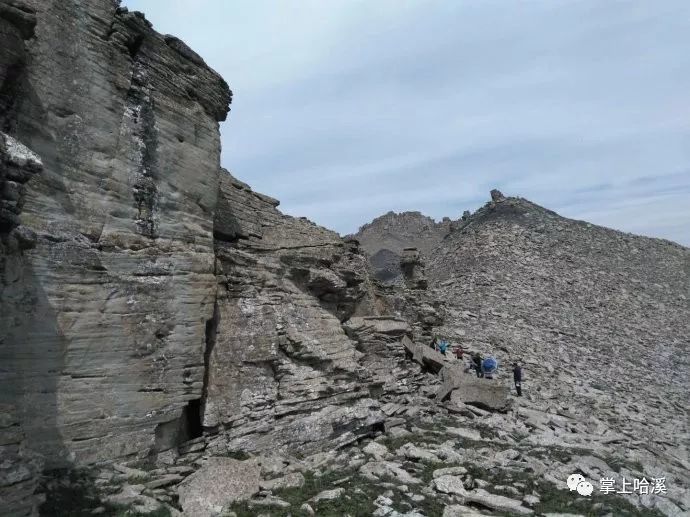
[0,2,688,517]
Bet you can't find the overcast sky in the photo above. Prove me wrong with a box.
[124,0,689,245]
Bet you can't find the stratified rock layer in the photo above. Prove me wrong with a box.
[0,0,231,472]
[204,172,383,454]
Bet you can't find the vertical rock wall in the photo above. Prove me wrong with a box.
[0,0,231,472]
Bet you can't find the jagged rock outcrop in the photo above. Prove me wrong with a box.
[373,250,443,345]
[0,0,394,489]
[343,316,416,397]
[400,247,428,290]
[353,211,452,283]
[202,171,383,455]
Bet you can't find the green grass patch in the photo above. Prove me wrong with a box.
[524,444,593,464]
[228,468,377,516]
[126,474,150,484]
[221,450,252,461]
[227,462,455,517]
[534,481,664,517]
[604,455,644,474]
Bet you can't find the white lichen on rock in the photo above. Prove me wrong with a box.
[1,132,43,169]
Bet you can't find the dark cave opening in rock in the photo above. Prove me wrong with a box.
[153,398,203,452]
[185,398,203,440]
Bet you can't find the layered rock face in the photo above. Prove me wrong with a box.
[0,0,231,474]
[203,172,383,454]
[0,131,44,517]
[353,211,452,283]
[0,0,392,477]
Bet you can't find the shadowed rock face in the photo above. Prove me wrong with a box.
[0,130,45,516]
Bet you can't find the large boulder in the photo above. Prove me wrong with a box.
[400,247,428,290]
[402,336,447,373]
[177,457,260,517]
[437,367,512,412]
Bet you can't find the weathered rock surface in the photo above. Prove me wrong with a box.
[442,367,512,412]
[1,0,232,473]
[400,247,428,290]
[0,2,389,513]
[177,457,260,517]
[203,171,383,454]
[427,194,689,490]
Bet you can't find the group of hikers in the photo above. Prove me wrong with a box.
[429,336,523,396]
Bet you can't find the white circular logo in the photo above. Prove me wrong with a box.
[576,481,594,496]
[567,473,586,491]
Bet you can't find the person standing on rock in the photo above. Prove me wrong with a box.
[512,362,523,396]
[438,339,448,356]
[473,352,483,378]
[453,345,465,361]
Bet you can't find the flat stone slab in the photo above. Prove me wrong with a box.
[438,367,512,411]
[144,474,183,489]
[402,336,447,373]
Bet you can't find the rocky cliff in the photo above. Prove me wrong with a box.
[2,1,689,516]
[203,171,384,455]
[0,2,397,514]
[1,0,232,470]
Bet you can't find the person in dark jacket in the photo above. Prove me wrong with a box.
[512,362,523,396]
[473,352,483,378]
